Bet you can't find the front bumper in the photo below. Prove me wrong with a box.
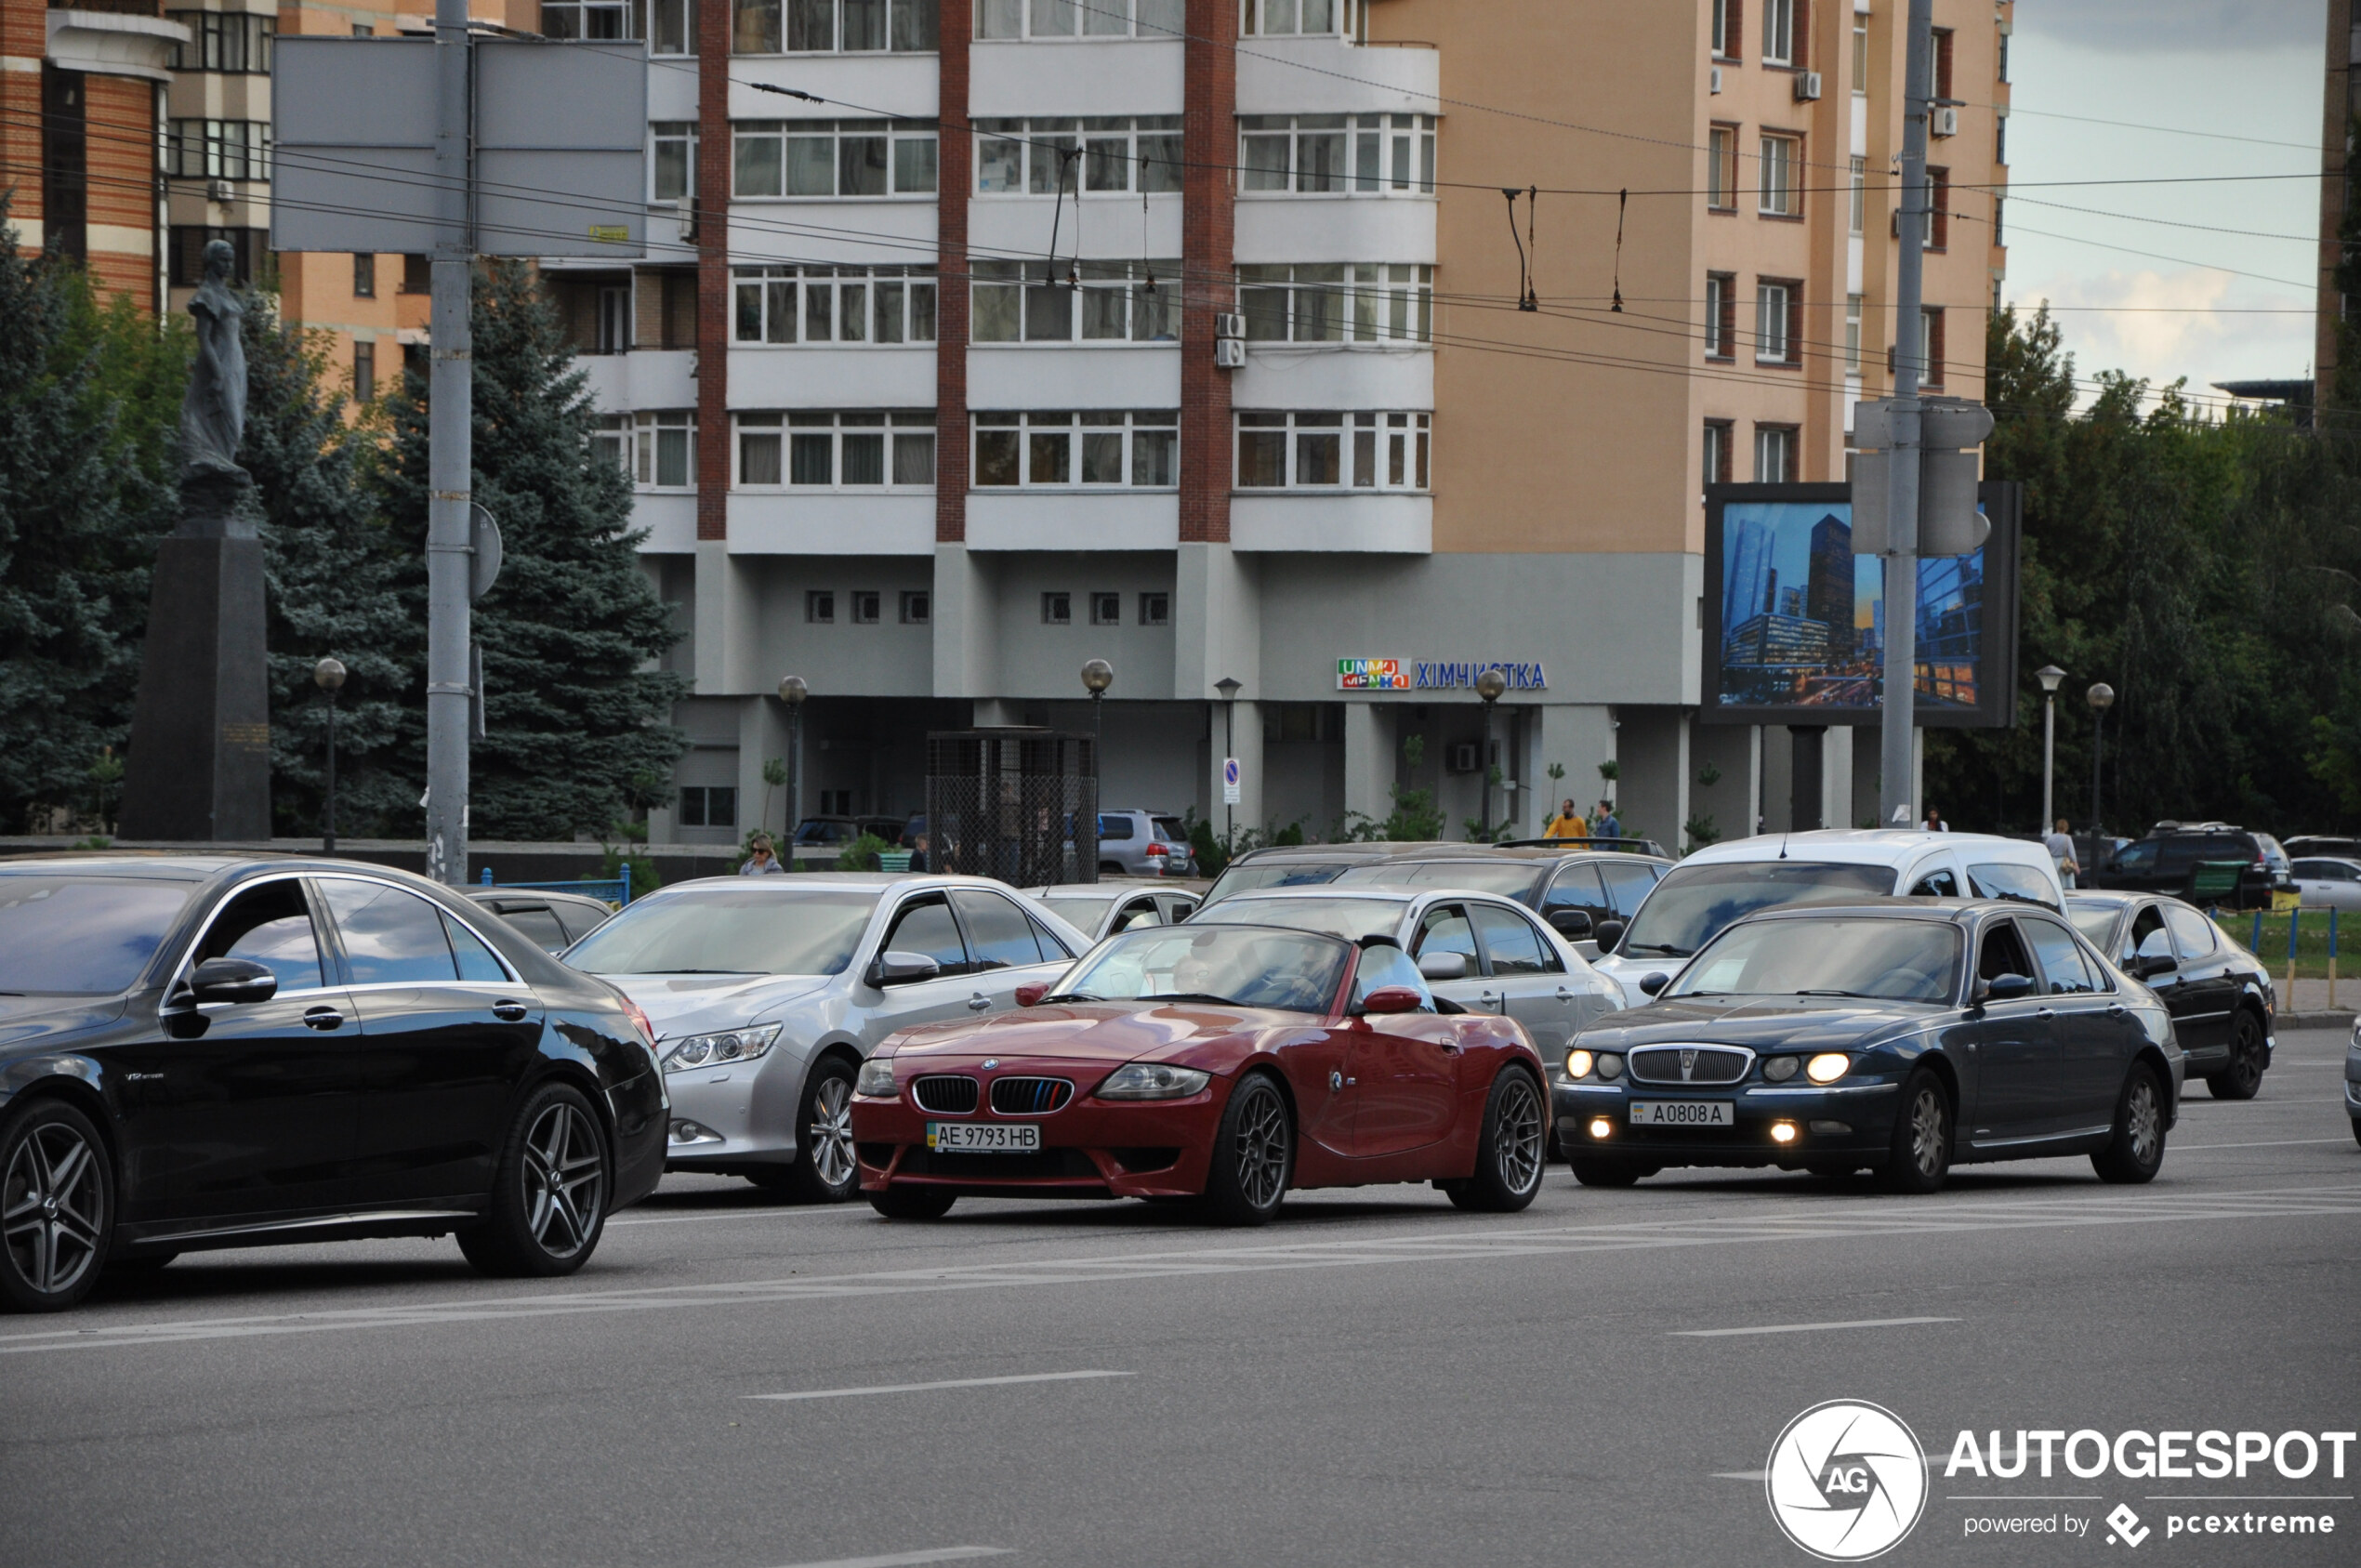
[660,1048,806,1170]
[851,1064,1224,1199]
[1552,1079,1903,1167]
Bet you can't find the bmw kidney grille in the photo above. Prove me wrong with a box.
[912,1074,980,1114]
[988,1076,1075,1115]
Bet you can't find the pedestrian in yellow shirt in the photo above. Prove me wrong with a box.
[1545,799,1589,840]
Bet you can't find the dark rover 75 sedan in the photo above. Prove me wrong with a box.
[1553,900,2183,1193]
[0,855,667,1311]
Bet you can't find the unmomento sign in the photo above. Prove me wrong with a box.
[1337,659,1548,692]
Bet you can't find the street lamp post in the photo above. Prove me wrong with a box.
[1474,667,1508,838]
[314,657,346,853]
[2035,664,2065,833]
[2086,681,2115,846]
[1081,660,1114,883]
[1215,677,1242,848]
[778,676,808,863]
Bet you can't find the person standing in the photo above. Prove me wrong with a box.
[2044,817,2080,889]
[741,834,785,875]
[1921,807,1949,833]
[1544,799,1589,840]
[907,832,930,873]
[1593,798,1622,840]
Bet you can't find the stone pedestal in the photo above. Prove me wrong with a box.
[116,528,272,840]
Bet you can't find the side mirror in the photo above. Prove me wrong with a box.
[184,956,277,1007]
[1637,971,1670,996]
[864,950,941,989]
[1417,950,1469,982]
[1547,908,1594,940]
[1360,985,1423,1015]
[1975,972,2037,1004]
[1014,982,1049,1007]
[2133,954,2177,981]
[1593,918,1628,954]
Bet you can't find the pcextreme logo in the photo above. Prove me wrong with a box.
[1766,1400,1932,1561]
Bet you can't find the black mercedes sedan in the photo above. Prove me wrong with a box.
[1553,900,2182,1194]
[0,855,667,1311]
[2064,890,2274,1100]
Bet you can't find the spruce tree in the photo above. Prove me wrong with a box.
[376,260,683,839]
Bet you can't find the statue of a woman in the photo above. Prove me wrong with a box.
[179,239,249,485]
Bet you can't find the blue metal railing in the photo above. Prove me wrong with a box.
[478,863,631,905]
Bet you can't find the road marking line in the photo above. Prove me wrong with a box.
[748,1371,1131,1402]
[2171,1138,2356,1150]
[1712,1470,1768,1482]
[1670,1314,1959,1337]
[765,1548,1012,1568]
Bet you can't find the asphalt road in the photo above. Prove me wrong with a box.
[6,1028,2357,1568]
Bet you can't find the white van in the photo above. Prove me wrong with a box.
[1591,830,2068,1005]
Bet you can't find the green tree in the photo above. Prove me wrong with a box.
[376,261,685,839]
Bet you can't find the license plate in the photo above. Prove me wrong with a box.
[927,1121,1041,1153]
[1630,1100,1734,1127]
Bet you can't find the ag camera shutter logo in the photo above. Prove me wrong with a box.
[1766,1400,1930,1561]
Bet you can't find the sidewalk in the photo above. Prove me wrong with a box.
[2277,977,2356,1028]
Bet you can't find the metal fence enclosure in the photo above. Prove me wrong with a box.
[926,730,1099,888]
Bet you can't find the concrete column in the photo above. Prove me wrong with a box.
[1614,707,1690,851]
[1823,726,1855,830]
[1342,700,1394,830]
[972,698,1024,726]
[1761,725,1794,833]
[1210,698,1262,844]
[1748,725,1764,840]
[1788,726,1826,831]
[1173,541,1259,701]
[692,537,754,694]
[1853,730,1883,826]
[932,543,995,698]
[1690,718,1756,850]
[740,694,793,841]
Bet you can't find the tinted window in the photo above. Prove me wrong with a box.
[952,889,1047,968]
[1028,911,1078,959]
[1544,863,1605,911]
[0,875,196,995]
[2020,916,2097,994]
[497,905,571,950]
[2164,904,2219,962]
[443,913,509,982]
[1969,862,2059,909]
[1618,861,1894,958]
[1471,903,1557,974]
[1598,861,1661,917]
[1414,903,1482,971]
[1098,814,1135,840]
[568,887,878,976]
[198,880,325,993]
[1977,920,2034,983]
[1152,816,1187,843]
[2108,840,2157,875]
[883,895,969,973]
[1909,868,1960,898]
[321,879,460,984]
[1352,942,1434,1009]
[2155,838,2204,874]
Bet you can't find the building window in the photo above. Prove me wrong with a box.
[1753,424,1795,483]
[1236,263,1431,346]
[635,411,698,488]
[733,0,937,53]
[165,11,274,72]
[543,0,633,36]
[593,414,631,475]
[1042,591,1072,626]
[1710,0,1733,59]
[1761,0,1793,66]
[737,411,935,487]
[166,120,272,181]
[1995,112,2006,167]
[1138,591,1169,626]
[901,589,930,624]
[1703,419,1734,489]
[352,340,375,403]
[1090,591,1121,626]
[1758,133,1798,217]
[1849,156,1865,234]
[970,260,1176,343]
[1844,293,1863,372]
[677,786,737,827]
[1754,280,1792,364]
[1239,113,1434,196]
[402,254,431,294]
[1852,17,1868,93]
[1707,125,1737,212]
[1703,272,1734,359]
[851,589,881,624]
[1928,166,1949,250]
[732,265,938,344]
[1992,194,2004,245]
[1235,410,1429,491]
[977,0,1185,40]
[1998,30,2007,84]
[732,120,940,198]
[168,228,268,286]
[1932,26,1954,100]
[1240,0,1354,36]
[972,410,1179,487]
[808,589,837,623]
[1921,308,1946,388]
[974,116,1182,196]
[653,122,699,202]
[352,252,376,298]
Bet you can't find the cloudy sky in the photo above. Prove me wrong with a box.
[1998,1,2324,404]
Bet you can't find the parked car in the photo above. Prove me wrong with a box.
[2284,835,2361,862]
[2064,890,2275,1099]
[849,923,1549,1223]
[1497,834,1671,859]
[1097,810,1195,876]
[465,888,616,954]
[2090,823,2290,911]
[0,854,668,1311]
[1027,880,1203,941]
[1557,899,2181,1192]
[1590,830,2067,1006]
[2288,857,2361,912]
[2346,1022,2361,1150]
[1197,841,1456,908]
[563,874,1092,1201]
[1330,845,1672,945]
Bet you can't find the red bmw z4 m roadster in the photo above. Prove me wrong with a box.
[849,924,1550,1224]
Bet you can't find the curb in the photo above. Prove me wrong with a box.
[2279,1013,2355,1030]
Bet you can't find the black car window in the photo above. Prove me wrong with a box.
[1414,903,1484,975]
[953,889,1048,969]
[1909,868,1960,898]
[320,878,460,985]
[495,903,570,950]
[196,879,325,994]
[1598,861,1661,917]
[1545,863,1606,911]
[1098,814,1136,840]
[2108,840,2157,875]
[2155,838,2204,874]
[2125,903,2169,965]
[2019,916,2097,995]
[0,875,197,996]
[1471,903,1560,974]
[1978,920,2035,984]
[883,895,970,975]
[442,913,509,982]
[2164,903,2219,962]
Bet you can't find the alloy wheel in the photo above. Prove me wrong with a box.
[1494,1075,1545,1194]
[808,1073,857,1191]
[3,1120,104,1297]
[1906,1086,1947,1178]
[2126,1076,2162,1166]
[1232,1084,1289,1209]
[521,1101,605,1260]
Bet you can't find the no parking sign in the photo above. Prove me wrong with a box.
[1222,758,1241,805]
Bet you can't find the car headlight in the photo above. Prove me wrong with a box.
[1566,1048,1596,1079]
[855,1057,898,1098]
[660,1023,782,1074]
[1763,1055,1800,1083]
[1094,1062,1212,1100]
[1805,1052,1851,1085]
[1596,1053,1623,1081]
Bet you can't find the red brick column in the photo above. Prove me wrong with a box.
[2,1,48,247]
[694,0,732,543]
[1178,0,1235,545]
[934,1,971,544]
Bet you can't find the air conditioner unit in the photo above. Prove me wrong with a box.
[1216,311,1245,340]
[1445,742,1481,774]
[206,178,235,204]
[1709,65,1723,94]
[1932,105,1959,138]
[1215,336,1245,369]
[1793,71,1823,102]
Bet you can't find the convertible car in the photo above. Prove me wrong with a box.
[848,924,1550,1224]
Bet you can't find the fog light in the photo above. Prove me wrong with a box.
[1589,1117,1614,1140]
[1810,1120,1852,1136]
[1769,1121,1798,1144]
[669,1119,722,1145]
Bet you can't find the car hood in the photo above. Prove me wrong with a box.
[0,994,126,1053]
[597,973,834,1040]
[884,1001,1286,1064]
[1576,995,1943,1052]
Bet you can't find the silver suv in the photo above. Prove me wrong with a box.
[1097,810,1194,876]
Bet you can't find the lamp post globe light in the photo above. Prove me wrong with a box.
[2086,681,2115,846]
[1474,667,1508,837]
[313,657,347,854]
[1080,660,1115,881]
[2035,665,2065,834]
[778,676,809,859]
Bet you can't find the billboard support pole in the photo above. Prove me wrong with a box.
[424,0,472,886]
[1879,0,1934,830]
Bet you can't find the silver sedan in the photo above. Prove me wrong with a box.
[2291,857,2361,911]
[564,873,1091,1201]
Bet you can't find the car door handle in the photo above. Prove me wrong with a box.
[2036,1007,2055,1020]
[302,1006,344,1031]
[1555,986,1577,1002]
[2106,1003,2129,1019]
[1479,991,1499,1007]
[968,993,992,1011]
[491,1000,530,1021]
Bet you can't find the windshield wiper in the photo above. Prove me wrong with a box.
[1796,988,1883,999]
[1040,992,1102,1004]
[636,968,754,975]
[1626,943,1692,956]
[1144,992,1246,1007]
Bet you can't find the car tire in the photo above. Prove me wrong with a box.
[2351,1117,2361,1150]
[0,1098,112,1313]
[1199,1072,1292,1227]
[2091,1062,2168,1185]
[758,1058,861,1205]
[1879,1071,1952,1195]
[457,1081,611,1279]
[2206,1010,2266,1100]
[1569,1158,1644,1188]
[1100,861,1125,876]
[1447,1069,1548,1213]
[866,1187,956,1220]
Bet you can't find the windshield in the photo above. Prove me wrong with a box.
[1671,917,1961,1003]
[567,887,879,975]
[1039,894,1117,930]
[1047,925,1351,1013]
[2064,902,2118,943]
[1334,861,1547,899]
[0,875,197,995]
[1191,895,1406,942]
[1200,859,1358,905]
[1616,861,1894,958]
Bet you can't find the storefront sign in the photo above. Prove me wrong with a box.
[1338,659,1549,692]
[1337,658,1411,690]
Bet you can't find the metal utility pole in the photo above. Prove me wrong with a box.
[1878,0,1934,831]
[422,0,473,886]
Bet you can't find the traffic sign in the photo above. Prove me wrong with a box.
[1222,758,1241,805]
